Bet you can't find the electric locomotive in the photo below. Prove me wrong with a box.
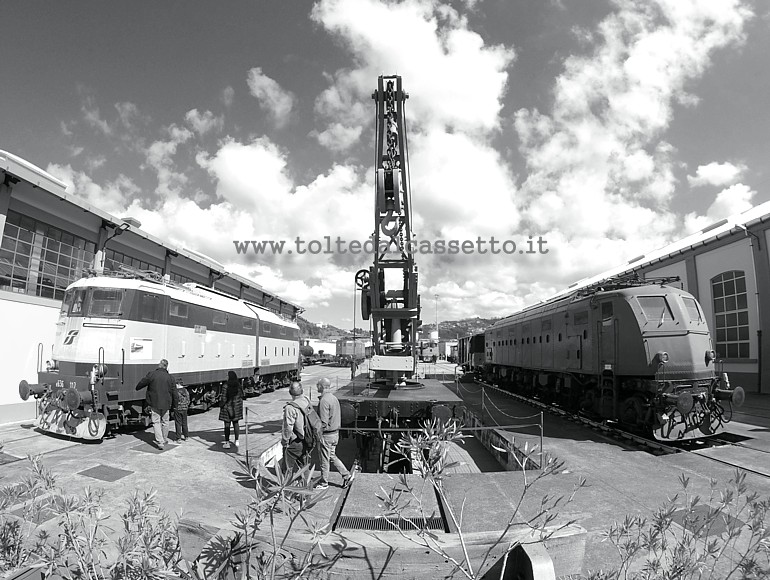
[484,276,745,441]
[18,269,301,440]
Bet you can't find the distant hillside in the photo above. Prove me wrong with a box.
[297,317,371,340]
[421,317,499,340]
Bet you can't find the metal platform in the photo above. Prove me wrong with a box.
[336,377,463,420]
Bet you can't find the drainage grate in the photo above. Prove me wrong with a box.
[335,515,445,532]
[77,464,134,482]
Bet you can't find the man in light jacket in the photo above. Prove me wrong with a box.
[314,377,355,489]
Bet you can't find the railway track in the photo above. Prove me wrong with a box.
[461,377,770,479]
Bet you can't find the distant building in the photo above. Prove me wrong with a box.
[1,150,302,424]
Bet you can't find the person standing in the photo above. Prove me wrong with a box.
[174,379,190,442]
[281,381,310,472]
[136,359,178,450]
[314,377,354,489]
[219,370,244,449]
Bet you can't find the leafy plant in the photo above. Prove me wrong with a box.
[1,455,181,579]
[587,470,770,580]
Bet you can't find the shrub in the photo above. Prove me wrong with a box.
[587,470,770,580]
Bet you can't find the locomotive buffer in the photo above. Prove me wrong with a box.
[339,76,461,472]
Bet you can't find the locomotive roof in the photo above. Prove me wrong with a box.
[489,282,688,331]
[67,276,299,329]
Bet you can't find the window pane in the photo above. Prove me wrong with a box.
[727,344,739,358]
[89,288,125,317]
[69,289,87,315]
[739,343,750,358]
[738,311,749,325]
[725,296,737,311]
[140,293,161,321]
[737,294,747,309]
[637,296,674,321]
[682,297,702,322]
[713,283,724,298]
[169,301,188,318]
[738,327,749,340]
[736,277,746,293]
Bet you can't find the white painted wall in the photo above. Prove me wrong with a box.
[0,292,59,423]
[695,239,758,373]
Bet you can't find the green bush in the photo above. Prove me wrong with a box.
[587,471,770,580]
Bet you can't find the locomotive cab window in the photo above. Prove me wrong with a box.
[139,292,162,322]
[262,322,272,335]
[68,288,87,316]
[637,296,674,323]
[60,289,75,315]
[213,312,227,326]
[169,301,188,319]
[682,297,702,323]
[89,288,125,317]
[243,318,254,330]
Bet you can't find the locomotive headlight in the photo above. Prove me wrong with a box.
[705,350,716,366]
[657,351,669,364]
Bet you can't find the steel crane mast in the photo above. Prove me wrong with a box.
[357,75,421,387]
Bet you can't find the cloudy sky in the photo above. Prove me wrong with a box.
[2,0,769,328]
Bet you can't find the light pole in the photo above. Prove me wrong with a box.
[435,294,439,363]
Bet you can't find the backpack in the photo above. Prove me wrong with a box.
[288,401,323,450]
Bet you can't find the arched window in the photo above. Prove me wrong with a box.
[712,271,750,358]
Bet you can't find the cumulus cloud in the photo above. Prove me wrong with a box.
[311,0,514,136]
[46,163,139,216]
[185,109,224,136]
[246,67,296,128]
[50,0,756,324]
[687,161,746,187]
[684,183,756,232]
[144,124,193,196]
[513,0,753,297]
[221,86,235,108]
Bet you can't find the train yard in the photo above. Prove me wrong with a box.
[2,362,770,575]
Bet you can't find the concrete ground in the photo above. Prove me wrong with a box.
[2,361,770,577]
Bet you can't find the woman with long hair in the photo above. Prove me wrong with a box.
[219,370,244,449]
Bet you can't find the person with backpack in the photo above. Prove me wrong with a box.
[315,378,355,490]
[281,381,321,473]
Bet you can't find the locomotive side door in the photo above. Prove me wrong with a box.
[599,301,617,367]
[567,335,582,370]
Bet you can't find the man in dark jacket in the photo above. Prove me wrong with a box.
[136,359,178,449]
